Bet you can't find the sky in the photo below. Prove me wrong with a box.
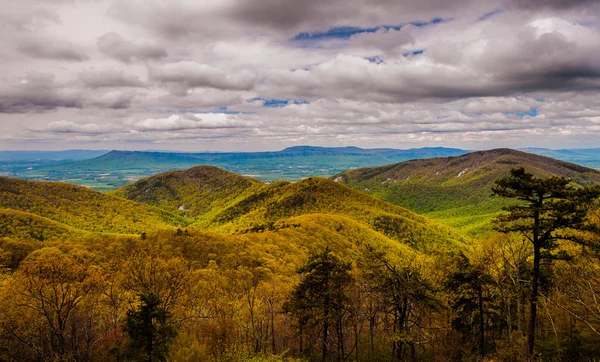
[1,0,599,151]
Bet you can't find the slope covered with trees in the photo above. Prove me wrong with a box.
[113,166,263,217]
[0,177,187,234]
[182,177,464,252]
[335,148,600,235]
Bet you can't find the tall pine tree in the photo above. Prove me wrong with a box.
[492,167,600,360]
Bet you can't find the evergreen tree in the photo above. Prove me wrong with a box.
[492,167,600,360]
[284,248,353,362]
[114,293,178,362]
[444,253,495,357]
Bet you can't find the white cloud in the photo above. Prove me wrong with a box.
[131,113,257,131]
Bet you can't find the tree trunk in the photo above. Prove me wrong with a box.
[323,308,329,362]
[528,244,541,361]
[478,284,485,355]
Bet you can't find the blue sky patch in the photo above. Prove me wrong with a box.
[249,98,309,108]
[478,9,503,21]
[366,56,385,64]
[404,49,424,57]
[515,108,538,118]
[290,18,447,43]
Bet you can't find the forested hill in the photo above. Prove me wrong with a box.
[113,165,263,217]
[113,166,463,252]
[0,177,186,234]
[335,148,600,234]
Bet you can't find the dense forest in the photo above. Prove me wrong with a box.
[1,150,600,361]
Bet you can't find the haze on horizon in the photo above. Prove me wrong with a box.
[1,0,599,152]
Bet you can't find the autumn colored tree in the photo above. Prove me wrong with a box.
[361,248,440,360]
[492,167,600,360]
[2,247,103,360]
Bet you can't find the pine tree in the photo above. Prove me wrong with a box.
[492,167,600,360]
[284,248,353,362]
[114,293,177,362]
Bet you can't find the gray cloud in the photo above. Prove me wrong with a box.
[131,113,256,132]
[17,36,88,61]
[149,61,257,94]
[108,0,495,40]
[79,69,146,88]
[37,120,120,134]
[0,73,81,113]
[506,0,600,10]
[97,32,167,63]
[0,6,60,31]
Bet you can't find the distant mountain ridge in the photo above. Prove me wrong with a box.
[31,146,468,185]
[61,146,469,170]
[5,146,600,190]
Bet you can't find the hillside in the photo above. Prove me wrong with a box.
[335,148,600,235]
[0,177,186,234]
[0,208,89,241]
[111,165,464,252]
[192,177,464,252]
[113,166,263,217]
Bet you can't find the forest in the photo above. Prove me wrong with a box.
[1,150,600,361]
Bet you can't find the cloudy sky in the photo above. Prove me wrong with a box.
[1,0,599,151]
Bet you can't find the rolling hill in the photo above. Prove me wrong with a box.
[112,166,263,217]
[0,177,187,234]
[334,148,600,235]
[113,166,465,252]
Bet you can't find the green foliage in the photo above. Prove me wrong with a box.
[444,253,496,356]
[284,248,353,361]
[0,208,89,241]
[113,293,178,362]
[337,148,600,236]
[0,177,188,234]
[2,161,600,361]
[198,177,464,253]
[113,166,263,217]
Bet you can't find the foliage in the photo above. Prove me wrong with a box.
[284,248,353,361]
[113,166,262,217]
[0,177,188,234]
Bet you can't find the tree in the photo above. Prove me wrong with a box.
[492,167,600,360]
[114,293,177,362]
[3,247,103,360]
[284,248,353,362]
[361,247,440,360]
[444,253,495,357]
